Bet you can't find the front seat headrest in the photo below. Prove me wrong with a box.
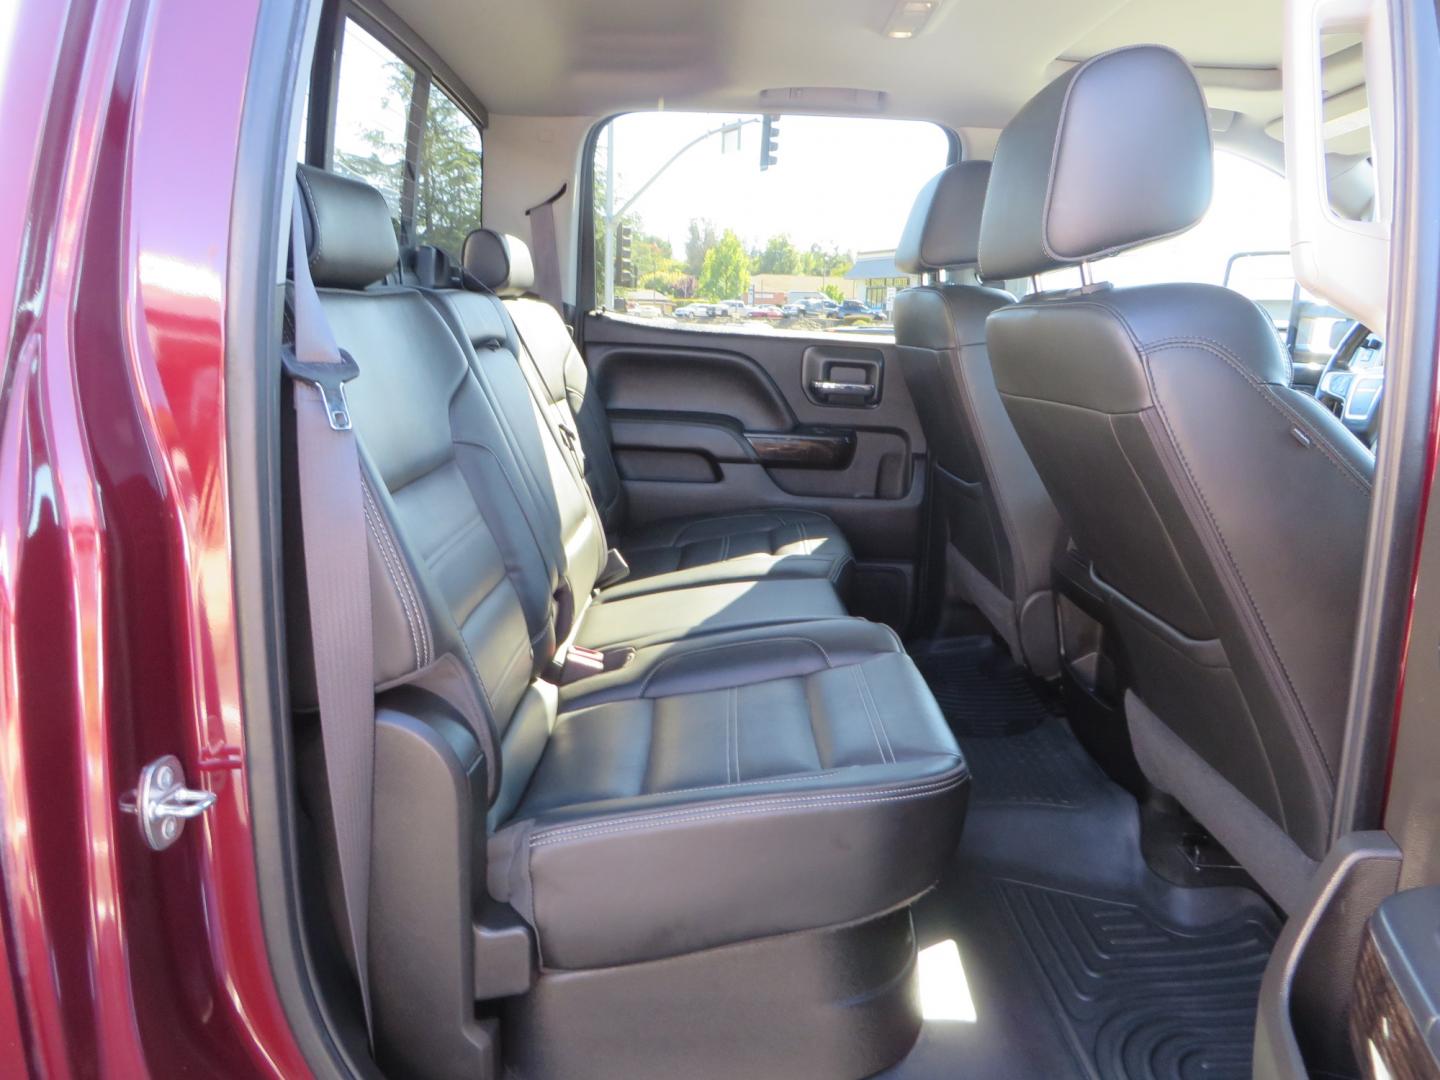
[462,228,536,297]
[294,164,399,289]
[978,44,1213,282]
[895,161,991,274]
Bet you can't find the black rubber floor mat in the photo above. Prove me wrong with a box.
[958,719,1110,810]
[913,637,1053,738]
[997,879,1277,1080]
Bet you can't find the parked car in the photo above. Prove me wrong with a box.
[629,302,663,318]
[674,302,715,319]
[714,299,748,318]
[779,302,805,317]
[837,298,878,318]
[747,304,783,319]
[802,298,841,316]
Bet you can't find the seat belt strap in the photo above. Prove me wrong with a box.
[285,194,375,1035]
[524,183,567,315]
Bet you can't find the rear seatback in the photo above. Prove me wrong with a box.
[414,247,850,651]
[459,228,859,598]
[290,165,968,1076]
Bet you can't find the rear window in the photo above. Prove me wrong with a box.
[591,111,952,338]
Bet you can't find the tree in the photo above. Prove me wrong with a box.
[756,234,800,274]
[638,269,690,295]
[822,283,845,303]
[801,243,854,277]
[696,230,750,301]
[412,89,484,256]
[685,219,719,277]
[336,61,483,257]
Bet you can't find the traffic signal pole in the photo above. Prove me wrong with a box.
[603,122,617,310]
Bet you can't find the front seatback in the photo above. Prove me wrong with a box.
[978,45,1372,906]
[462,228,628,534]
[893,162,1063,676]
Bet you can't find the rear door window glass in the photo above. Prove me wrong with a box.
[591,112,951,338]
[331,20,417,235]
[414,84,484,257]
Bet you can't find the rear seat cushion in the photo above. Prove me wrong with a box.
[488,618,968,969]
[608,508,854,598]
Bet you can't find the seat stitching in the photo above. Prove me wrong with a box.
[360,492,423,668]
[858,665,895,763]
[1147,338,1371,494]
[853,667,888,764]
[361,477,431,663]
[295,167,325,269]
[636,635,836,698]
[528,774,968,847]
[624,768,844,798]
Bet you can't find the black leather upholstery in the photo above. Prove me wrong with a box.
[983,47,1370,898]
[462,228,536,297]
[464,227,857,595]
[895,161,991,274]
[291,168,968,973]
[894,165,1064,675]
[978,45,1214,281]
[489,617,967,968]
[296,164,399,289]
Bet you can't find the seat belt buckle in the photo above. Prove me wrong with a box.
[283,345,361,432]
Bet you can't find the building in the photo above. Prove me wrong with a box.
[844,249,920,309]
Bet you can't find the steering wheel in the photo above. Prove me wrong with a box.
[1313,321,1383,447]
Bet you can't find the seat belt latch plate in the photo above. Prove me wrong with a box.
[284,345,361,431]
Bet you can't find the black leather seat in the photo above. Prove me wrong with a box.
[460,228,857,598]
[291,165,968,1041]
[893,161,1064,675]
[979,45,1372,911]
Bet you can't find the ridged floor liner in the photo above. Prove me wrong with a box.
[886,636,1279,1079]
[997,879,1275,1079]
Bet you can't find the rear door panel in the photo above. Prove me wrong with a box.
[584,314,928,615]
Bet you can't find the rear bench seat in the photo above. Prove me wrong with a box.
[458,227,857,600]
[291,165,967,1079]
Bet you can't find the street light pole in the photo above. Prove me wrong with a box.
[601,118,759,308]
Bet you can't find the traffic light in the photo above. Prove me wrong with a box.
[615,223,635,288]
[760,114,780,171]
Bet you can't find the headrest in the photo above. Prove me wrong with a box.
[295,164,399,289]
[895,161,991,273]
[462,229,535,297]
[978,45,1213,281]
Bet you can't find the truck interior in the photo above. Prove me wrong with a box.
[229,0,1440,1076]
